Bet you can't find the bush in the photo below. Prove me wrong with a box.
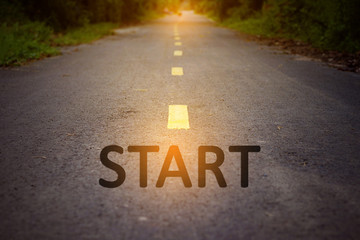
[0,22,58,66]
[53,23,118,46]
[0,0,166,66]
[192,0,360,52]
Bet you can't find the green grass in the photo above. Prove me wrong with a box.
[53,23,118,46]
[0,22,118,66]
[221,15,360,53]
[222,15,292,40]
[0,22,59,66]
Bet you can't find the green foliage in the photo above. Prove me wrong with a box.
[0,0,26,24]
[82,0,123,24]
[19,0,89,31]
[256,0,360,52]
[53,23,118,46]
[0,22,59,66]
[0,0,171,66]
[192,0,263,20]
[10,0,168,30]
[192,0,360,52]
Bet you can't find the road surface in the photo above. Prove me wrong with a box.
[0,11,359,240]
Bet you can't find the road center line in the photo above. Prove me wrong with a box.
[174,50,183,56]
[171,67,183,76]
[174,42,182,46]
[167,105,190,129]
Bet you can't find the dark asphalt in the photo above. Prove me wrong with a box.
[0,11,360,240]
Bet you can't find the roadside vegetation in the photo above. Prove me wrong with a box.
[52,23,118,46]
[0,21,58,66]
[5,0,357,67]
[190,0,360,53]
[0,0,180,66]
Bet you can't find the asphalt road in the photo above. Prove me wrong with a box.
[1,11,360,240]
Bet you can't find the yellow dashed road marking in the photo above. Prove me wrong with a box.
[167,26,188,130]
[171,67,183,76]
[174,50,183,56]
[167,105,190,129]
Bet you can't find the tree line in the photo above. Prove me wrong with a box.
[190,0,360,52]
[1,0,183,30]
[1,0,358,51]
